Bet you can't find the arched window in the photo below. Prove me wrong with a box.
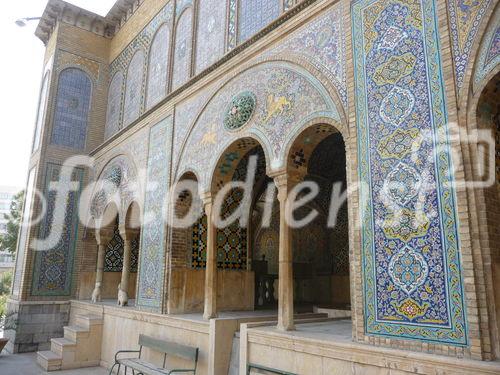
[124,50,146,126]
[50,68,92,150]
[195,0,225,74]
[32,72,50,152]
[238,0,280,43]
[105,71,124,140]
[172,8,193,90]
[146,24,171,110]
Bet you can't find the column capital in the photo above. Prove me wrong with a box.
[199,192,213,207]
[95,229,113,245]
[118,225,140,241]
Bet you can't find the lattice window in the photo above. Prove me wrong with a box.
[191,214,207,269]
[104,226,140,272]
[172,8,193,90]
[146,24,170,110]
[237,0,280,43]
[123,50,146,126]
[32,72,50,152]
[50,68,92,150]
[105,72,124,139]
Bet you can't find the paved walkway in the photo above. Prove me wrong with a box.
[0,351,108,375]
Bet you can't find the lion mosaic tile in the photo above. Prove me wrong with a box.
[176,61,340,191]
[50,68,92,150]
[136,116,172,310]
[448,0,492,92]
[32,163,84,296]
[352,0,467,345]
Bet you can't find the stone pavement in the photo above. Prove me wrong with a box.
[0,351,108,375]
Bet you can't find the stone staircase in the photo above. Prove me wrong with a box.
[37,314,103,371]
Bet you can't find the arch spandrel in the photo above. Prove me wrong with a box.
[90,154,141,226]
[176,61,344,192]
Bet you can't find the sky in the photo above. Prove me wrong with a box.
[0,1,116,189]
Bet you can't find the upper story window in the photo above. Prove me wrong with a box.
[237,0,281,43]
[172,7,194,90]
[105,71,124,140]
[146,24,171,111]
[195,0,226,74]
[50,68,92,150]
[32,72,50,153]
[123,50,146,127]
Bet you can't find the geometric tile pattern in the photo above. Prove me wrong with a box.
[136,117,172,310]
[195,0,226,74]
[11,168,36,298]
[172,7,193,91]
[448,0,492,92]
[104,224,139,273]
[146,24,171,111]
[352,0,467,345]
[123,50,146,127]
[473,6,500,90]
[107,1,174,138]
[266,2,348,106]
[50,68,92,150]
[191,214,207,269]
[32,163,84,296]
[32,72,50,153]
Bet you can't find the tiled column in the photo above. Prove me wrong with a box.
[92,230,112,303]
[202,193,218,320]
[118,227,138,306]
[274,174,295,331]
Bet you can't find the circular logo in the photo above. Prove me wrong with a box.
[223,92,256,131]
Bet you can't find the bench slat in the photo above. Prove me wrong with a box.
[118,358,166,375]
[139,334,198,362]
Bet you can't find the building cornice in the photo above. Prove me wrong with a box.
[35,0,145,45]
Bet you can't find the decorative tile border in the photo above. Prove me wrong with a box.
[32,163,84,296]
[352,0,467,345]
[136,116,172,310]
[448,0,491,92]
[473,6,500,91]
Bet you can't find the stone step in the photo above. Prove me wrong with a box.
[64,325,90,341]
[37,350,62,372]
[75,314,103,330]
[51,337,76,356]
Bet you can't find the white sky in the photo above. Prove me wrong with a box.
[0,1,116,189]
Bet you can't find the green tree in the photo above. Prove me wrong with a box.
[0,190,24,257]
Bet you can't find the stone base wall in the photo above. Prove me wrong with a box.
[240,321,500,375]
[4,299,70,353]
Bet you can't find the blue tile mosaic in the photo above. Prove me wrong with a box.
[50,68,92,150]
[352,0,467,345]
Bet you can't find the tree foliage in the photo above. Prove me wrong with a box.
[0,190,24,256]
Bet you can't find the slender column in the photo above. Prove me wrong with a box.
[274,174,295,331]
[92,230,111,303]
[118,227,138,306]
[202,193,218,320]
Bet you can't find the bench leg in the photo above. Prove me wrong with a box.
[109,363,117,375]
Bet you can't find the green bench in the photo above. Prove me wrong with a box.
[247,364,297,375]
[109,334,198,375]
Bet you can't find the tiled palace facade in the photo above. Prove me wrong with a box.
[5,0,500,374]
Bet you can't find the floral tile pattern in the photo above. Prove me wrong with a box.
[352,0,467,345]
